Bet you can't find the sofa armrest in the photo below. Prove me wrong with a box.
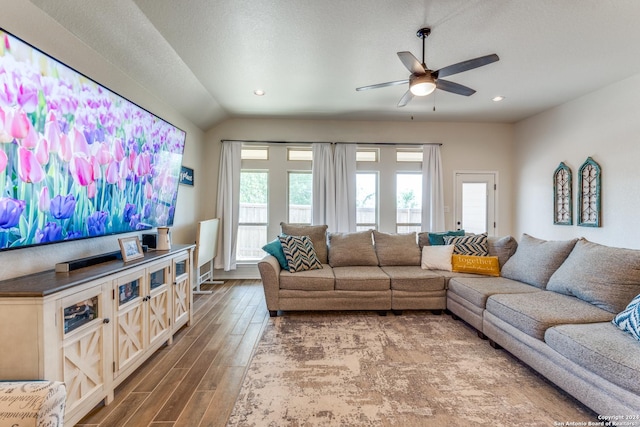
[258,255,281,312]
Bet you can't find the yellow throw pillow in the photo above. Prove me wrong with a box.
[452,255,501,277]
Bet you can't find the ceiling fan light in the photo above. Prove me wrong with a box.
[410,75,436,96]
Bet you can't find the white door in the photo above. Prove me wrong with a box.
[454,172,496,236]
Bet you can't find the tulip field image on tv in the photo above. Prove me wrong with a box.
[0,29,186,250]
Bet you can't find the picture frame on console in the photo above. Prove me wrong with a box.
[119,236,144,262]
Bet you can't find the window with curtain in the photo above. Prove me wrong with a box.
[223,143,443,265]
[235,145,313,261]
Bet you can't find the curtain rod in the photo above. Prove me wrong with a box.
[220,139,442,146]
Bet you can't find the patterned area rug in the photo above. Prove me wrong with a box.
[228,312,595,426]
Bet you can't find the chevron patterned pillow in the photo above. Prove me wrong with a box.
[443,233,489,256]
[612,293,640,341]
[279,235,323,273]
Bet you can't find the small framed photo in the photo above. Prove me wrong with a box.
[119,236,144,262]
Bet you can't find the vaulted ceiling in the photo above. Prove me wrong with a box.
[27,0,640,131]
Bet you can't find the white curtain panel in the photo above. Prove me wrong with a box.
[422,145,446,231]
[334,143,357,232]
[215,141,242,271]
[311,143,336,230]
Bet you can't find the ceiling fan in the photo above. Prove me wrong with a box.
[356,27,500,107]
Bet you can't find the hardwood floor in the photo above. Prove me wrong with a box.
[77,279,268,427]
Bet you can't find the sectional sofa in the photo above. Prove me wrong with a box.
[257,225,640,418]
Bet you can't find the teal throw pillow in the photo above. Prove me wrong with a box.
[262,238,289,270]
[428,230,465,246]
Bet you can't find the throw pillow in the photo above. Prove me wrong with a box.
[421,244,454,271]
[373,231,421,266]
[612,293,640,341]
[278,235,323,273]
[280,223,328,264]
[427,229,466,246]
[547,239,640,313]
[443,233,489,256]
[500,234,578,289]
[487,235,518,267]
[417,232,431,250]
[262,238,289,270]
[328,230,378,267]
[452,255,500,277]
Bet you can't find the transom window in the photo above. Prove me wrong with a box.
[396,149,423,163]
[241,147,269,160]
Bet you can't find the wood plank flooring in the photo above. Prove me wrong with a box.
[76,279,268,427]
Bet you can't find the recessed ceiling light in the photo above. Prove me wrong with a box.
[492,96,505,102]
[253,89,265,96]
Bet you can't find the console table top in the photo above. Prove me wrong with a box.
[0,244,194,298]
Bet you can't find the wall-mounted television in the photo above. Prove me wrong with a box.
[0,28,186,251]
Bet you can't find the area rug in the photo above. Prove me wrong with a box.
[227,312,595,426]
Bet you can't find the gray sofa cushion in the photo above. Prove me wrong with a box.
[486,291,614,340]
[280,223,329,264]
[448,276,541,308]
[547,239,640,314]
[545,322,640,395]
[328,230,378,267]
[501,234,578,289]
[373,231,421,266]
[279,264,335,291]
[487,235,518,268]
[333,266,390,291]
[380,266,444,292]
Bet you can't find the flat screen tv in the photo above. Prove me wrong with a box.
[0,28,186,251]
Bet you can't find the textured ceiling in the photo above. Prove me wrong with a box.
[26,0,640,131]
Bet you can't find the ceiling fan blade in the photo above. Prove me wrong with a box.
[435,54,499,79]
[436,79,476,96]
[397,51,426,75]
[397,90,414,107]
[356,79,409,91]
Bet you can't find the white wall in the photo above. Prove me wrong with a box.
[0,0,205,280]
[203,118,515,278]
[513,72,640,249]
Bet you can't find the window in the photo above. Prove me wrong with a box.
[356,149,378,162]
[288,171,312,224]
[237,144,313,261]
[396,149,423,162]
[237,170,268,261]
[241,147,269,160]
[461,182,488,234]
[287,147,312,161]
[356,172,377,231]
[396,172,422,233]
